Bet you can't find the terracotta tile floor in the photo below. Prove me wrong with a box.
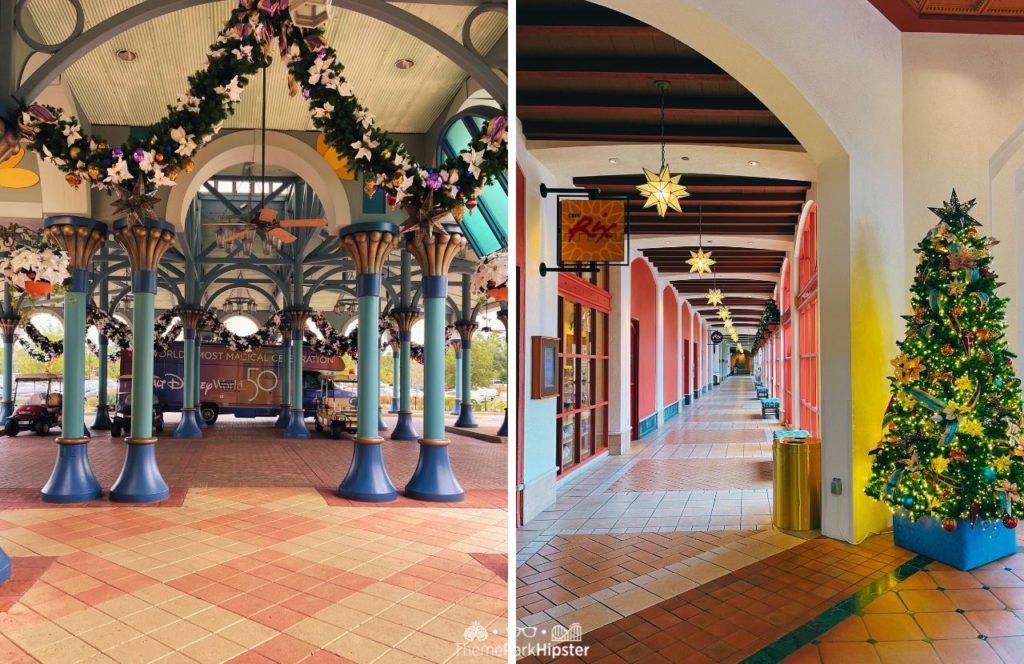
[0,487,508,663]
[0,417,507,662]
[605,458,773,493]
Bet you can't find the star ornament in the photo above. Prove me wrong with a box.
[636,166,689,217]
[717,307,731,320]
[705,288,724,307]
[686,247,715,275]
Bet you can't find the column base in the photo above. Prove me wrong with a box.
[174,409,202,439]
[0,401,13,425]
[693,390,700,401]
[109,440,169,503]
[404,440,464,502]
[377,407,388,432]
[197,407,208,429]
[454,403,478,428]
[92,407,112,430]
[274,406,291,428]
[0,547,9,584]
[497,408,508,437]
[284,409,310,439]
[389,401,400,414]
[41,439,101,503]
[684,395,692,405]
[391,411,418,440]
[338,437,398,502]
[451,400,461,416]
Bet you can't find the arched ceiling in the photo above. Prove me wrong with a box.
[21,0,505,133]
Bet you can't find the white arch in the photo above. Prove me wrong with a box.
[164,130,351,231]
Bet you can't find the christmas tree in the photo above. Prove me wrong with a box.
[866,190,1024,531]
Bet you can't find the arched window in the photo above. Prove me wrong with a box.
[222,315,259,336]
[436,108,507,257]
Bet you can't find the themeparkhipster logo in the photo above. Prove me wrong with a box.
[454,621,589,658]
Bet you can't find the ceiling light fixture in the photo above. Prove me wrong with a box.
[636,80,689,217]
[748,160,760,167]
[116,49,137,62]
[395,58,415,70]
[608,157,619,164]
[686,205,715,275]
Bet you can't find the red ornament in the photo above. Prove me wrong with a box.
[1005,516,1018,529]
[942,518,957,532]
[466,198,478,212]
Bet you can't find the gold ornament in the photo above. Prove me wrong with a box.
[705,288,724,307]
[87,165,101,180]
[65,172,82,189]
[182,157,194,173]
[364,181,378,197]
[69,146,81,160]
[941,344,954,356]
[636,165,689,217]
[686,247,715,275]
[951,305,966,317]
[155,153,164,162]
[978,329,991,341]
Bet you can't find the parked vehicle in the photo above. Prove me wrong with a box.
[121,343,349,425]
[4,373,62,436]
[313,374,357,439]
[109,375,165,439]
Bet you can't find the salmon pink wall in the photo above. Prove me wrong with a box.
[663,287,678,406]
[681,301,691,395]
[631,258,657,422]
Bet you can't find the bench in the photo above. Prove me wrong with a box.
[773,429,811,440]
[761,398,780,418]
[756,386,769,399]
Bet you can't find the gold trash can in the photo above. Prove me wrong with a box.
[772,437,821,531]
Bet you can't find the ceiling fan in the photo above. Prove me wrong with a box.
[205,63,326,246]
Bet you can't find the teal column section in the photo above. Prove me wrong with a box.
[132,291,155,439]
[423,297,445,439]
[1,337,13,419]
[400,339,411,410]
[182,338,195,410]
[282,343,291,405]
[461,341,472,408]
[62,282,86,438]
[292,331,303,413]
[391,350,400,411]
[452,350,462,415]
[358,296,380,439]
[96,341,108,410]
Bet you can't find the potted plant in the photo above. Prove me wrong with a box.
[471,248,508,303]
[0,227,69,297]
[761,299,781,333]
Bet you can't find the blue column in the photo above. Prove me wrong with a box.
[451,345,462,416]
[454,322,479,428]
[0,316,17,425]
[275,336,291,428]
[404,224,465,502]
[110,218,174,503]
[174,312,201,438]
[389,348,400,413]
[337,223,398,501]
[390,312,419,440]
[195,333,206,428]
[92,337,112,429]
[41,216,106,503]
[284,310,311,438]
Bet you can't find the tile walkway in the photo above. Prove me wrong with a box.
[0,418,508,663]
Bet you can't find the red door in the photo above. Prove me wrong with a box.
[630,319,639,441]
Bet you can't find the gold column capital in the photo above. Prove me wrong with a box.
[391,309,421,333]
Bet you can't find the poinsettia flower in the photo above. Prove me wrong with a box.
[41,145,66,167]
[351,135,379,162]
[63,123,82,146]
[104,158,132,184]
[355,110,374,129]
[312,101,334,119]
[335,81,354,97]
[150,165,177,188]
[214,76,243,104]
[462,148,484,178]
[307,56,335,85]
[138,150,158,172]
[232,44,254,61]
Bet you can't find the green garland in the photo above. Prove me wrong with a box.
[16,0,507,221]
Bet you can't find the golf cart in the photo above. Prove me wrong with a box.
[313,373,357,439]
[110,375,164,438]
[4,373,62,436]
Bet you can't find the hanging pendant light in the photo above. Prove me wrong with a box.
[686,205,715,275]
[636,81,689,217]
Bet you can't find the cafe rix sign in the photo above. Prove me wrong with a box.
[559,199,626,264]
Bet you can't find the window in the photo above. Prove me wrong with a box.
[436,109,507,257]
[556,293,608,474]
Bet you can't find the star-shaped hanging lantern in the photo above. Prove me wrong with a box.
[705,288,724,307]
[111,177,161,225]
[636,166,689,218]
[717,307,731,320]
[686,247,715,275]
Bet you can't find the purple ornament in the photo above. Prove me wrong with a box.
[302,88,311,99]
[425,172,443,190]
[111,148,124,159]
[132,148,145,163]
[317,49,328,60]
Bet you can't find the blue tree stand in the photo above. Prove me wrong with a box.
[893,513,1016,571]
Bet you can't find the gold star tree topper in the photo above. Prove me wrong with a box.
[705,288,724,306]
[636,166,689,217]
[686,247,715,275]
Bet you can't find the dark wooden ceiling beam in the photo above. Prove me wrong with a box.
[575,175,811,189]
[517,57,733,82]
[520,94,773,118]
[630,227,796,235]
[523,122,796,144]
